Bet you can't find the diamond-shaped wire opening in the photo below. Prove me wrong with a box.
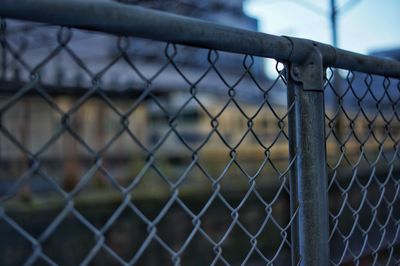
[68,98,124,152]
[174,165,215,214]
[0,217,33,265]
[196,133,232,177]
[3,173,66,239]
[33,44,94,88]
[217,163,253,206]
[237,191,289,238]
[233,133,268,177]
[252,103,286,142]
[87,42,152,89]
[248,217,291,264]
[151,138,196,185]
[163,45,216,83]
[215,224,254,264]
[101,206,150,262]
[253,159,289,197]
[73,188,122,231]
[1,94,62,154]
[194,71,233,109]
[255,193,291,250]
[268,147,291,175]
[122,39,175,82]
[129,169,174,221]
[156,201,197,253]
[72,167,123,229]
[40,212,96,265]
[36,130,97,193]
[213,102,249,148]
[179,230,217,265]
[148,50,195,90]
[199,197,235,243]
[173,100,212,150]
[100,131,147,188]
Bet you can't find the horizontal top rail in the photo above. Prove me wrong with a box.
[1,0,400,78]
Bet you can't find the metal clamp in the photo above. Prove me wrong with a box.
[289,46,324,92]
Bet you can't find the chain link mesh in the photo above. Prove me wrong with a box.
[0,20,296,265]
[325,68,400,265]
[2,12,400,266]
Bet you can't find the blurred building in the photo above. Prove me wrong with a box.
[117,0,259,30]
[0,0,286,194]
[371,48,400,61]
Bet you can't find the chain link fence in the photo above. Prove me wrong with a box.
[1,1,400,265]
[325,68,400,265]
[0,19,294,266]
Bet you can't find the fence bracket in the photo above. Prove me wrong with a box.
[289,46,324,91]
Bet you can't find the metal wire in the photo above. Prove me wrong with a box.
[1,8,400,266]
[0,21,295,265]
[325,68,400,265]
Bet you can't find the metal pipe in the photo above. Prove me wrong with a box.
[0,0,292,61]
[287,48,330,265]
[1,0,400,78]
[287,68,300,265]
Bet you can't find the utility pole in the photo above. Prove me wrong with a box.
[330,0,342,141]
[330,0,338,47]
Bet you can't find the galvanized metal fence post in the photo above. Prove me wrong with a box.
[287,46,330,266]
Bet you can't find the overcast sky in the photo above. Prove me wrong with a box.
[244,0,400,54]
